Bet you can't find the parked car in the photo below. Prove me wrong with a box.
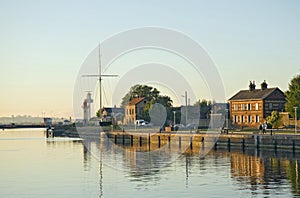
[142,121,153,127]
[186,123,197,130]
[174,124,185,131]
[135,119,145,126]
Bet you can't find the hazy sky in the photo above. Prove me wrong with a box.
[0,0,299,118]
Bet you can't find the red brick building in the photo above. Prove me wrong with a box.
[228,81,285,128]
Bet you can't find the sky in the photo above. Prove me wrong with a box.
[0,0,299,118]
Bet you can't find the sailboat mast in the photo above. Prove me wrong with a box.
[98,44,102,113]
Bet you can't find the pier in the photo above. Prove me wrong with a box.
[0,124,46,129]
[101,131,300,152]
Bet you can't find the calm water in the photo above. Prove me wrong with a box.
[1,129,300,197]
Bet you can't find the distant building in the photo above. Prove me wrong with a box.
[82,92,93,126]
[101,107,125,125]
[228,81,286,128]
[43,117,52,126]
[63,120,71,125]
[124,97,148,124]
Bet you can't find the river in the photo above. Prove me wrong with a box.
[0,129,300,197]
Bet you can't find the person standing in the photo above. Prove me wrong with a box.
[262,122,267,134]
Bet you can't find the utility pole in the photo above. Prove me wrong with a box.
[294,106,298,134]
[185,91,188,125]
[173,111,176,125]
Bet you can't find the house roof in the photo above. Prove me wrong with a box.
[103,107,125,114]
[228,87,284,101]
[128,97,145,105]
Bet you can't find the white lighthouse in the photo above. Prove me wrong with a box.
[82,92,93,126]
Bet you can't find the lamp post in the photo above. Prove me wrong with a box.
[181,91,188,125]
[173,111,176,126]
[225,109,229,129]
[294,106,298,134]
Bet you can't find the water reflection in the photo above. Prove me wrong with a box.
[79,134,300,197]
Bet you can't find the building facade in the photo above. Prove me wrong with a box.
[124,97,148,124]
[228,81,286,128]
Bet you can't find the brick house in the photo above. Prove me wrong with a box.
[124,97,148,124]
[228,81,286,128]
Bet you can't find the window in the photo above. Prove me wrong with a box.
[248,104,252,110]
[269,103,273,110]
[234,104,238,111]
[256,103,259,110]
[241,116,245,123]
[248,115,252,123]
[233,115,238,123]
[241,104,246,110]
[256,115,260,123]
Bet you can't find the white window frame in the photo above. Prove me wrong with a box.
[256,115,260,123]
[234,104,238,111]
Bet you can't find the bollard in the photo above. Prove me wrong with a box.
[201,137,204,149]
[190,137,193,150]
[131,135,133,146]
[148,133,151,145]
[168,136,171,149]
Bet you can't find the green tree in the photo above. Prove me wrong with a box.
[121,84,173,123]
[266,111,282,129]
[96,109,101,118]
[285,74,300,119]
[194,99,212,119]
[121,84,160,107]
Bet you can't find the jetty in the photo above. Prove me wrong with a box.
[44,125,300,152]
[0,124,46,129]
[103,131,300,152]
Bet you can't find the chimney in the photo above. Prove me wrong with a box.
[249,81,256,91]
[261,80,268,90]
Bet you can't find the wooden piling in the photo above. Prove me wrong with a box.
[242,138,245,149]
[148,133,151,145]
[158,136,161,148]
[139,136,142,147]
[179,136,181,149]
[293,140,296,152]
[256,135,260,149]
[131,135,133,146]
[214,138,217,150]
[190,137,193,150]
